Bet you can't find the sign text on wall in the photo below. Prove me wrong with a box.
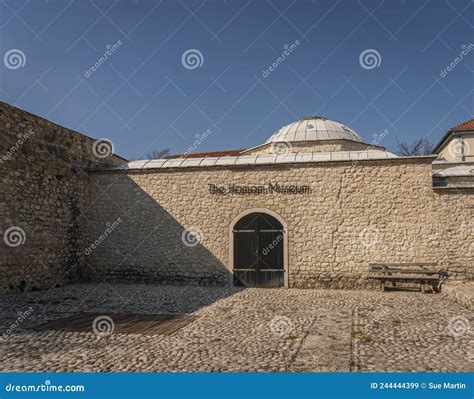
[208,182,311,195]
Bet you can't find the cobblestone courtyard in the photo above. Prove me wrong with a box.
[1,284,472,372]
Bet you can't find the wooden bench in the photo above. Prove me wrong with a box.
[368,263,449,293]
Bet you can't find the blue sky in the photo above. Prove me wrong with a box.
[1,0,473,160]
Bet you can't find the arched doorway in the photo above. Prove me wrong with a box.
[231,211,286,287]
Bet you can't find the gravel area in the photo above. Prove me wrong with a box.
[0,283,473,372]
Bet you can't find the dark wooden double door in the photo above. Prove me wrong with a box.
[233,212,284,287]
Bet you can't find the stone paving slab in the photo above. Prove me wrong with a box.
[0,283,473,372]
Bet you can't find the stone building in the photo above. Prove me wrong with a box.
[434,119,474,163]
[1,102,473,292]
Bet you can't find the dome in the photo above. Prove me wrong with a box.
[265,116,362,144]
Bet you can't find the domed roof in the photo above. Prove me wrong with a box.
[265,116,362,144]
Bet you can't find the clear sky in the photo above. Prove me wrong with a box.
[1,0,473,160]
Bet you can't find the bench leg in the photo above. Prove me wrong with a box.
[380,281,385,292]
[421,282,426,294]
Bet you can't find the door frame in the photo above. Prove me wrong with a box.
[229,208,288,288]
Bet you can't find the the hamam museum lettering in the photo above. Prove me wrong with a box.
[209,182,311,195]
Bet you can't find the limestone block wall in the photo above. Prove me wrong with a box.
[0,102,124,293]
[86,158,472,289]
[243,140,383,155]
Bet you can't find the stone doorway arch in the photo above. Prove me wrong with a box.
[229,209,288,288]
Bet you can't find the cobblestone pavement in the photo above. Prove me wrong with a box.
[0,284,472,372]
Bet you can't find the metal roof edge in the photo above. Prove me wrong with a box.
[90,152,443,174]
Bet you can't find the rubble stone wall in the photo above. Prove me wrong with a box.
[86,159,473,288]
[0,102,124,293]
[243,140,383,155]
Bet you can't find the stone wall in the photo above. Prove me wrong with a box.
[243,140,383,155]
[86,158,473,289]
[0,102,124,293]
[2,101,472,292]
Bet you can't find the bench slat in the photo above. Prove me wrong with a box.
[370,263,438,267]
[368,276,440,281]
[369,269,447,275]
